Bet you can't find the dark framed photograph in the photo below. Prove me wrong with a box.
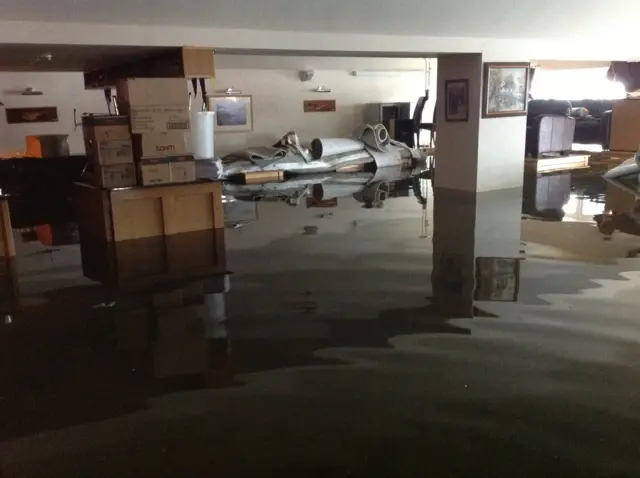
[445,79,469,122]
[5,106,58,124]
[482,63,530,118]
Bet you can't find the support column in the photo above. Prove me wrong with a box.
[431,187,523,318]
[435,54,528,192]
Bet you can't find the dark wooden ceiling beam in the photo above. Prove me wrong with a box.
[84,47,215,89]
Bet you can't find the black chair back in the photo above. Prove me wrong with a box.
[412,96,428,131]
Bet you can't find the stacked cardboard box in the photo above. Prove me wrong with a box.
[116,78,196,186]
[82,115,136,188]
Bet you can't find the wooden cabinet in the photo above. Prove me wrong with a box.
[74,181,226,290]
[610,99,640,152]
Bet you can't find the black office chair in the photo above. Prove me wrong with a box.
[412,96,436,148]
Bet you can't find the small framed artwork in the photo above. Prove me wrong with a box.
[482,63,530,118]
[303,99,336,112]
[445,79,469,122]
[5,106,59,124]
[208,95,253,132]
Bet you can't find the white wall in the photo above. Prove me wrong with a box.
[435,54,482,192]
[0,61,436,156]
[0,72,106,155]
[435,53,528,192]
[476,116,526,192]
[475,50,527,192]
[212,68,431,155]
[474,187,523,258]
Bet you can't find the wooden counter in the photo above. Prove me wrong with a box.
[610,99,640,152]
[74,181,226,291]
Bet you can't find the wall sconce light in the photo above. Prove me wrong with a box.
[299,69,315,82]
[313,85,332,93]
[224,87,243,95]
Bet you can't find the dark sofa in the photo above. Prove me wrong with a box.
[569,99,613,147]
[526,99,614,156]
[526,99,575,157]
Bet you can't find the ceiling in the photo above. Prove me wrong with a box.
[0,44,170,71]
[1,0,639,39]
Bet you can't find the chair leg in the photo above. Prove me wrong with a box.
[416,130,421,148]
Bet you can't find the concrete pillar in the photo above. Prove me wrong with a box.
[435,54,528,192]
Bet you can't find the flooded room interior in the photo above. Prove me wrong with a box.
[2,1,640,476]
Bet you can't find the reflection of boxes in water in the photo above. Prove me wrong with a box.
[153,337,208,378]
[153,304,206,377]
[155,304,203,339]
[223,201,258,224]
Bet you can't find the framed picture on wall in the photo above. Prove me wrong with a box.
[482,63,530,118]
[207,94,253,132]
[5,106,59,124]
[445,79,469,122]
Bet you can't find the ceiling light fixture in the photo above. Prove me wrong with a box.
[312,85,331,93]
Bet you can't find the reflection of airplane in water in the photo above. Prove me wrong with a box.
[222,165,429,225]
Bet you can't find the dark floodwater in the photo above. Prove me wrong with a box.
[2,166,640,477]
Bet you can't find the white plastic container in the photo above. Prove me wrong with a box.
[189,111,216,159]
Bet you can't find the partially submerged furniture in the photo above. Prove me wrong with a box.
[75,181,226,291]
[525,99,575,157]
[569,99,613,146]
[610,98,640,152]
[526,99,614,151]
